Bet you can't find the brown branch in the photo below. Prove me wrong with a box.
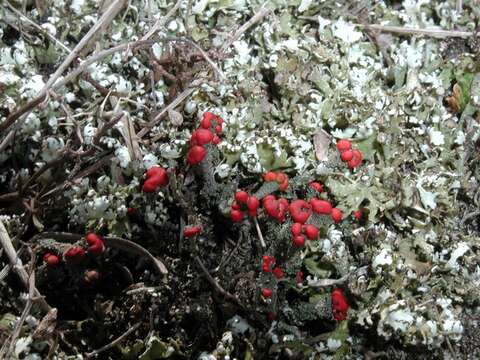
[85,322,141,358]
[34,232,168,276]
[0,220,51,313]
[0,39,155,149]
[194,255,243,308]
[221,3,270,52]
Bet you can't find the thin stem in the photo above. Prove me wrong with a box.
[253,217,266,249]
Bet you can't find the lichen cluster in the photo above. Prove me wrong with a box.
[1,0,480,358]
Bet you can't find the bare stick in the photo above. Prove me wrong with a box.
[3,1,71,54]
[0,0,128,142]
[4,251,37,357]
[141,0,183,40]
[0,39,155,137]
[358,24,473,39]
[44,0,128,90]
[85,322,141,358]
[180,38,226,81]
[456,0,463,13]
[34,232,168,275]
[221,3,270,52]
[0,220,51,313]
[194,255,243,307]
[253,217,266,249]
[137,85,197,138]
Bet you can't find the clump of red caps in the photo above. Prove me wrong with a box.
[352,208,365,221]
[263,171,289,191]
[336,139,363,169]
[331,288,349,321]
[261,256,284,279]
[291,222,319,247]
[64,246,86,265]
[230,190,260,222]
[263,195,289,222]
[86,233,105,256]
[187,112,223,165]
[309,181,324,193]
[143,166,169,193]
[43,253,60,267]
[183,226,202,238]
[289,200,312,224]
[262,255,275,273]
[309,198,343,223]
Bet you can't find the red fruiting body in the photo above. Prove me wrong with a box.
[127,207,137,215]
[86,232,101,245]
[235,191,249,204]
[272,267,285,279]
[192,129,214,146]
[264,171,277,182]
[310,198,333,215]
[295,271,304,284]
[143,166,169,193]
[293,235,305,247]
[215,124,222,134]
[309,181,324,192]
[275,172,289,191]
[262,288,273,298]
[230,209,244,223]
[187,145,207,165]
[340,150,354,162]
[289,200,312,224]
[88,241,105,256]
[303,224,319,240]
[276,172,287,184]
[262,255,275,272]
[43,253,60,266]
[200,117,212,129]
[212,135,221,145]
[278,178,289,191]
[263,196,287,222]
[231,202,240,210]
[246,196,260,211]
[331,208,343,223]
[202,112,217,123]
[353,209,363,220]
[331,288,349,321]
[347,149,363,169]
[183,226,202,238]
[291,223,303,237]
[336,139,352,152]
[248,208,257,217]
[64,246,86,265]
[85,233,105,256]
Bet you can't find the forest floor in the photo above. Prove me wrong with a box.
[0,0,480,359]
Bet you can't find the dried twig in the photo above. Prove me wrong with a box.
[0,220,51,313]
[221,3,271,52]
[0,0,130,147]
[141,0,183,40]
[137,85,198,138]
[194,255,243,307]
[179,38,226,81]
[85,322,141,358]
[456,0,463,13]
[3,250,37,357]
[253,217,266,249]
[358,24,473,39]
[3,1,71,54]
[35,232,168,275]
